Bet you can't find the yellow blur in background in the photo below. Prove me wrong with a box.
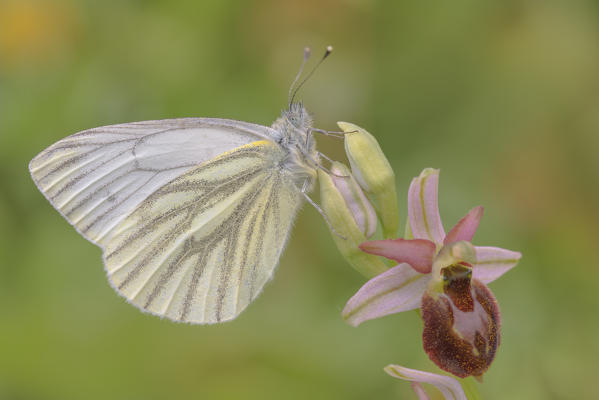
[1,1,598,399]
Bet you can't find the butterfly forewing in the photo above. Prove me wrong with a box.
[103,141,303,323]
[29,118,280,246]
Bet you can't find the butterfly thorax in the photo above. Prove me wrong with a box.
[271,102,319,191]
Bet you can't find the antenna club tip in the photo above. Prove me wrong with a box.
[326,45,333,52]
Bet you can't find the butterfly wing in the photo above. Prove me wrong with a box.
[29,118,281,246]
[30,118,302,324]
[103,140,302,323]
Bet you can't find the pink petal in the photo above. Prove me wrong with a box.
[408,168,446,245]
[384,365,467,400]
[473,246,522,284]
[342,263,431,327]
[411,382,430,400]
[359,239,435,273]
[444,206,484,245]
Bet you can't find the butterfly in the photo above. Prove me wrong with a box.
[29,47,333,324]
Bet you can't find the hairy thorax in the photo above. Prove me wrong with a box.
[271,102,319,191]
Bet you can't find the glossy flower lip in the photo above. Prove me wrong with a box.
[384,364,467,400]
[342,168,521,327]
[421,264,501,378]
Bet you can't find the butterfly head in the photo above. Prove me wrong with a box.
[272,101,314,150]
[282,102,313,131]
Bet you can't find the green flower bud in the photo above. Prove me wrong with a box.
[318,167,388,278]
[338,121,399,239]
[330,162,377,238]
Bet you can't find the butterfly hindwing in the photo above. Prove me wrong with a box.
[102,140,303,324]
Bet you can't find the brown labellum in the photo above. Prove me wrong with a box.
[421,263,501,378]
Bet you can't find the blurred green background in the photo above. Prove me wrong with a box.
[1,0,598,399]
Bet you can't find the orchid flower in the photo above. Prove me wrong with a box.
[342,168,521,378]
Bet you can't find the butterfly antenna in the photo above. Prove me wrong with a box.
[288,47,311,108]
[289,45,333,107]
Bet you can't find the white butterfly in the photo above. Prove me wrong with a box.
[29,47,332,324]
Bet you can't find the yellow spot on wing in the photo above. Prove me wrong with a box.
[209,140,274,161]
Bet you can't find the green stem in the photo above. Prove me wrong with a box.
[460,377,482,400]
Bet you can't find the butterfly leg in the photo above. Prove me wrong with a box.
[317,152,350,179]
[304,127,355,151]
[306,151,349,178]
[305,151,351,180]
[309,128,358,139]
[301,179,347,240]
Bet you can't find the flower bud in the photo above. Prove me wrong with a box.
[421,262,501,379]
[338,121,399,239]
[318,167,388,278]
[330,162,377,238]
